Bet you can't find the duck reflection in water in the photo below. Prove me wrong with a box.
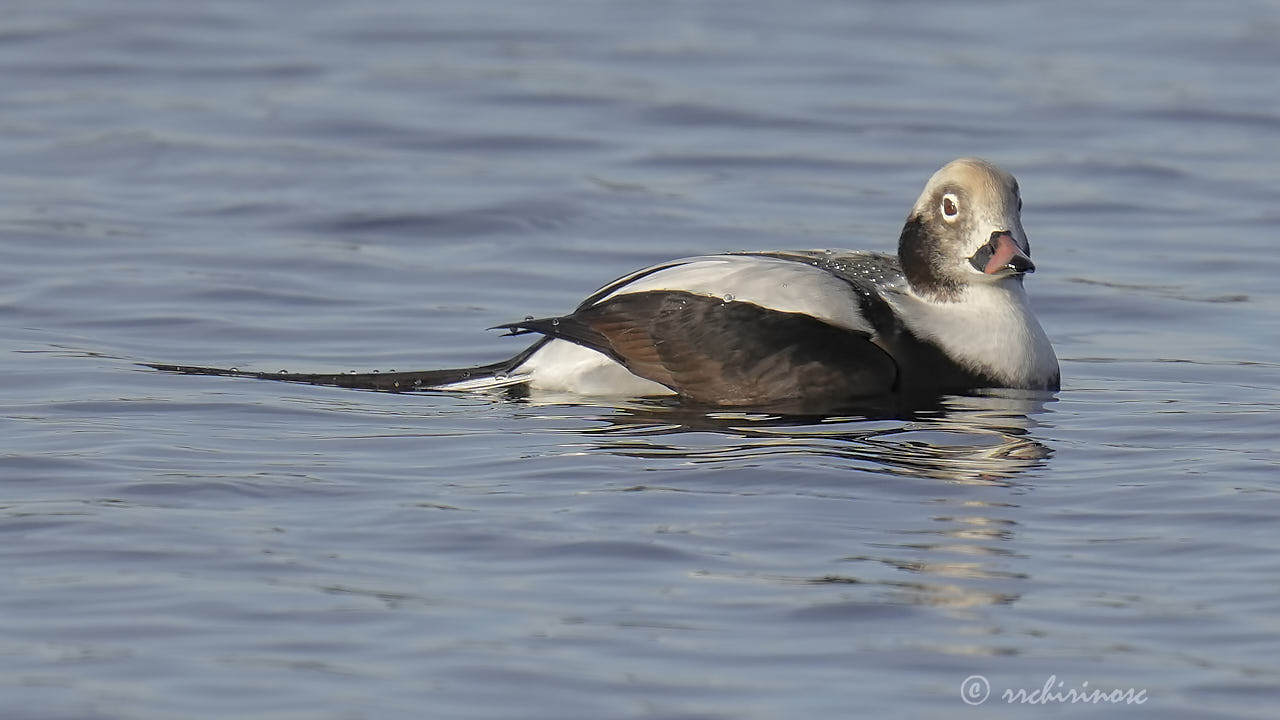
[526,388,1054,613]
[535,388,1054,485]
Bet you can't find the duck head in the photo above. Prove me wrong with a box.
[898,157,1034,302]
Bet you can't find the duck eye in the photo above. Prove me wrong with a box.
[941,193,959,221]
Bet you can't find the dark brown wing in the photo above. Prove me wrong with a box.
[497,290,898,407]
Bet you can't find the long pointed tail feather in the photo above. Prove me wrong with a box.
[145,338,552,394]
[143,360,526,393]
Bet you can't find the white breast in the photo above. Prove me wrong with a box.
[891,280,1059,389]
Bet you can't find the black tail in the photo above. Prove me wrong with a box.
[144,337,554,393]
[143,360,523,392]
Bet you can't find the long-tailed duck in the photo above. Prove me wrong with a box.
[150,158,1059,409]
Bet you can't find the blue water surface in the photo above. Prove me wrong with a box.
[2,1,1278,718]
